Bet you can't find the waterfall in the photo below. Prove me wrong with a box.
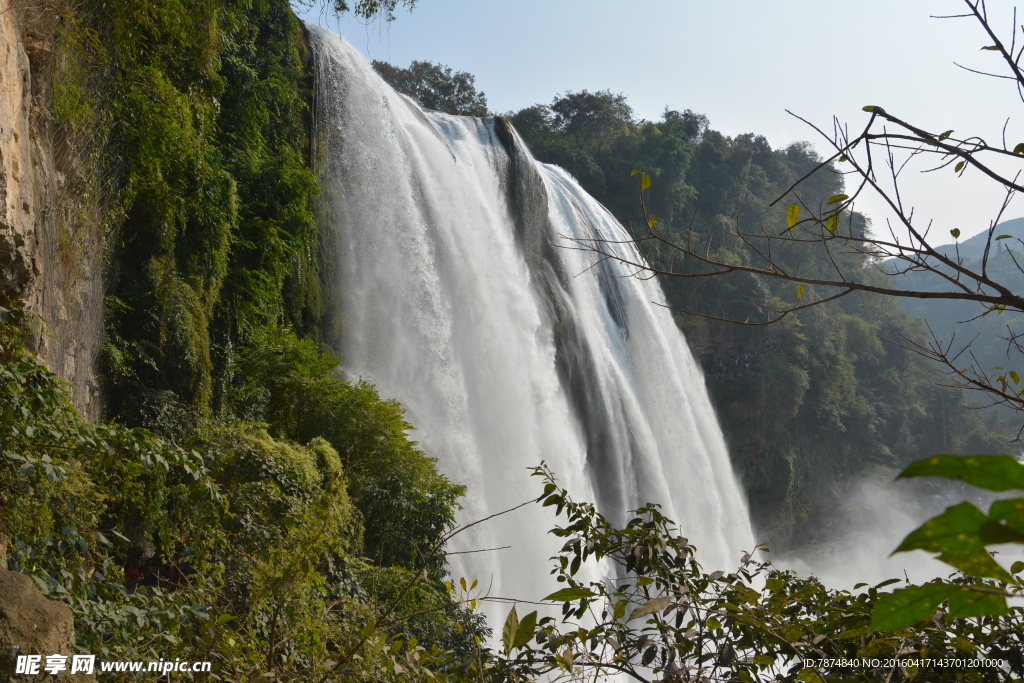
[309,26,754,621]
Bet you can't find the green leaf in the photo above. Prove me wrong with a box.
[796,668,826,683]
[613,599,627,620]
[939,129,954,141]
[899,454,1024,491]
[513,610,537,650]
[955,161,965,173]
[862,105,885,113]
[1014,143,1024,155]
[989,497,1024,534]
[826,194,849,205]
[502,606,518,655]
[996,234,1014,240]
[640,172,651,190]
[543,587,597,602]
[871,582,955,631]
[838,154,849,162]
[981,45,1002,50]
[786,203,800,229]
[627,596,672,622]
[946,586,1008,619]
[1011,371,1020,384]
[796,284,805,300]
[893,501,1019,581]
[1011,560,1024,574]
[951,228,961,238]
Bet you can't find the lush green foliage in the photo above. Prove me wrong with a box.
[373,59,489,116]
[509,93,1015,551]
[1,311,481,680]
[229,327,465,578]
[63,0,323,423]
[1,310,223,662]
[483,465,1024,682]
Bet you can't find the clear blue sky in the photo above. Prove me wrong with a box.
[297,0,1024,244]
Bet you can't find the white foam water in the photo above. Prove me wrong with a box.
[309,26,753,625]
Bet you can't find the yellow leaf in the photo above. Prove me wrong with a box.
[826,194,848,205]
[627,596,672,622]
[827,213,840,232]
[786,203,800,229]
[641,172,651,190]
[955,161,966,173]
[647,215,658,229]
[796,284,805,299]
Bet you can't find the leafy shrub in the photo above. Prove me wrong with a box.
[2,312,478,679]
[231,327,465,578]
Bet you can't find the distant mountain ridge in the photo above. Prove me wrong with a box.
[930,216,1024,263]
[888,217,1024,382]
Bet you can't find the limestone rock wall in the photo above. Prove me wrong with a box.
[0,0,38,309]
[0,0,103,419]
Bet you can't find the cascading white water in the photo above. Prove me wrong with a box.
[309,26,754,623]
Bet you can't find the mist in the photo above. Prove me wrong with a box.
[777,478,977,590]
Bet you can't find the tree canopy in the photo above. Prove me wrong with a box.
[373,60,489,116]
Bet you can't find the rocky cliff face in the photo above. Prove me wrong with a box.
[0,0,103,419]
[0,566,96,682]
[0,0,39,311]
